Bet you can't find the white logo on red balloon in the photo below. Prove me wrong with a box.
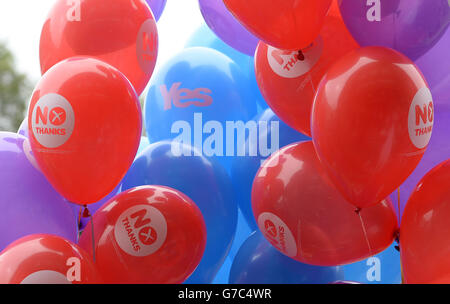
[136,19,158,74]
[114,205,167,257]
[31,93,75,148]
[267,36,323,79]
[257,212,297,257]
[20,270,71,284]
[408,87,433,149]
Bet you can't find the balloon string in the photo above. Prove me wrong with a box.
[88,207,96,263]
[397,188,401,225]
[77,206,83,242]
[355,208,373,255]
[397,187,405,284]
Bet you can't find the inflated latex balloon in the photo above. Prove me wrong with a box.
[0,132,77,251]
[229,231,344,284]
[16,119,124,230]
[390,104,450,219]
[136,136,150,157]
[146,0,166,21]
[40,0,158,95]
[252,141,398,266]
[27,57,142,205]
[223,0,332,50]
[311,46,433,208]
[416,27,450,105]
[255,4,358,136]
[0,234,100,284]
[144,47,257,172]
[212,209,254,283]
[17,117,28,138]
[121,141,237,284]
[231,109,309,230]
[338,0,450,60]
[185,25,268,111]
[199,0,258,56]
[79,185,206,284]
[401,159,450,284]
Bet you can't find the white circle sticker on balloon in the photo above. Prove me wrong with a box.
[408,87,433,149]
[20,270,71,284]
[267,36,323,79]
[136,19,158,74]
[114,204,167,257]
[257,212,297,257]
[31,93,75,149]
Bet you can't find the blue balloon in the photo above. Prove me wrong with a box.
[121,141,237,283]
[229,231,344,284]
[145,47,258,172]
[230,109,310,230]
[136,136,150,157]
[186,25,268,112]
[212,255,233,284]
[343,243,401,284]
[212,208,254,284]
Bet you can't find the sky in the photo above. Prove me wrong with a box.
[0,0,204,85]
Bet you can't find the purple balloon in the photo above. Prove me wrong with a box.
[146,0,167,21]
[17,117,28,138]
[416,27,450,105]
[390,103,450,219]
[338,0,450,60]
[0,132,77,251]
[199,0,259,56]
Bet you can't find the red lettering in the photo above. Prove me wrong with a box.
[161,83,213,109]
[142,32,156,61]
[130,209,151,229]
[271,49,294,66]
[415,104,428,125]
[35,106,48,125]
[428,101,434,123]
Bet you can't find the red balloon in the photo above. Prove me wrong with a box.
[312,46,433,208]
[223,0,332,50]
[40,0,157,95]
[252,141,398,266]
[255,4,358,136]
[28,57,142,205]
[0,234,100,284]
[78,185,207,284]
[401,159,450,284]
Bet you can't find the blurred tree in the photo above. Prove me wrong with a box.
[0,41,32,132]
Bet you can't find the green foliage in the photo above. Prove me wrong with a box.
[0,42,32,132]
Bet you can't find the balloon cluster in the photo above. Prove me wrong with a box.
[0,0,448,284]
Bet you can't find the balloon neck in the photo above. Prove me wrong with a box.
[354,207,361,214]
[394,229,400,252]
[82,205,91,218]
[296,50,305,61]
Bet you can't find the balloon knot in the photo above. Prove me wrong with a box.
[82,205,91,218]
[297,50,305,61]
[395,229,400,243]
[354,207,361,214]
[394,229,400,251]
